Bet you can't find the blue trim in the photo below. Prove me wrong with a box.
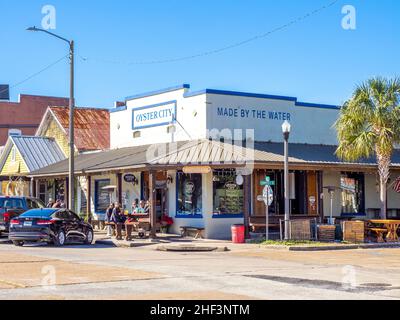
[295,101,340,110]
[125,84,190,102]
[184,89,297,102]
[184,88,340,110]
[212,214,244,219]
[94,179,111,214]
[132,100,177,130]
[140,172,144,200]
[175,214,204,219]
[109,106,127,113]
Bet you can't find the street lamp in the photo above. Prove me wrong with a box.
[27,26,75,211]
[282,120,291,240]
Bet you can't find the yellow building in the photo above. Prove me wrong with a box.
[0,135,65,197]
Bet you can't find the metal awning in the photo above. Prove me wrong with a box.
[28,139,400,178]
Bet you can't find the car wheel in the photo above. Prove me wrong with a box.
[12,240,24,247]
[84,229,94,245]
[53,230,66,247]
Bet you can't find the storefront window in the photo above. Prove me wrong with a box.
[213,170,244,216]
[340,173,365,214]
[95,179,111,214]
[176,172,202,216]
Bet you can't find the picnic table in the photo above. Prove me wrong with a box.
[368,220,400,242]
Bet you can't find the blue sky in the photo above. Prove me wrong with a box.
[1,0,399,108]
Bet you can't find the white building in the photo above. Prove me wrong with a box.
[30,84,400,239]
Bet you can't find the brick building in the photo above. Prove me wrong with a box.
[0,94,69,146]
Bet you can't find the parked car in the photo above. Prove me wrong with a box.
[8,208,94,247]
[0,196,45,235]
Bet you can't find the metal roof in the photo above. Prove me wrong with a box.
[28,139,400,177]
[0,136,66,173]
[49,107,110,151]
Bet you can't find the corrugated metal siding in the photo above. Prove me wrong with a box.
[11,136,66,172]
[50,107,110,151]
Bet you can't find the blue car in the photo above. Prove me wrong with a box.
[8,208,94,247]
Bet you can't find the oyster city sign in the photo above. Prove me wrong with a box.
[132,101,177,129]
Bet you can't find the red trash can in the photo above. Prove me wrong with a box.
[231,224,245,244]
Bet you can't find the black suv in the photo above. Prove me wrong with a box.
[9,208,94,247]
[0,196,45,235]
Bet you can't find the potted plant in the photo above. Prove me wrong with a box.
[160,212,174,234]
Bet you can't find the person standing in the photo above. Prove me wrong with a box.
[105,203,114,236]
[47,198,55,208]
[111,202,124,240]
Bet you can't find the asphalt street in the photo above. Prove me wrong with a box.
[0,239,399,300]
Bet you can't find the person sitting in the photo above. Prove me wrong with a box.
[134,200,146,215]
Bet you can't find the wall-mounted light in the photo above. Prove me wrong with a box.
[167,175,173,185]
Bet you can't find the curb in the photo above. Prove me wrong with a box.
[288,243,400,251]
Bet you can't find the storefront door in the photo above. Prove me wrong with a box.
[306,171,319,216]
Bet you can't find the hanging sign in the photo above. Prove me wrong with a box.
[183,166,211,174]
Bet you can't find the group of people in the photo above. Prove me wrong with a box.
[105,200,151,240]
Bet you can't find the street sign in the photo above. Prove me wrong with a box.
[256,182,275,241]
[262,185,274,207]
[260,176,275,186]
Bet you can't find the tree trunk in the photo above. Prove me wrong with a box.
[377,151,390,220]
[379,176,387,219]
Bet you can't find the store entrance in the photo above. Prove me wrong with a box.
[143,171,169,219]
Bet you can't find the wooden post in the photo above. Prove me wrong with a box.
[117,173,123,205]
[35,179,39,199]
[65,177,69,208]
[243,174,251,239]
[30,178,35,198]
[149,170,157,238]
[86,176,92,223]
[318,171,324,224]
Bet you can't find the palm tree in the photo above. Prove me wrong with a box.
[335,77,400,219]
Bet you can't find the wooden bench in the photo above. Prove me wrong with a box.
[249,216,280,233]
[180,226,205,239]
[367,227,388,243]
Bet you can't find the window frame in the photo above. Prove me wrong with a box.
[175,171,203,218]
[212,169,244,218]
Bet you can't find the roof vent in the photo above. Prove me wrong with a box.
[0,85,10,101]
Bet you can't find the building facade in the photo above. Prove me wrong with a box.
[29,84,400,239]
[0,94,69,146]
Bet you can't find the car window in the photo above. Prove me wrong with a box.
[27,199,39,209]
[69,211,80,221]
[0,198,24,209]
[54,210,69,220]
[32,199,45,208]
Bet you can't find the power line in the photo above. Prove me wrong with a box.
[80,0,339,66]
[0,54,69,95]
